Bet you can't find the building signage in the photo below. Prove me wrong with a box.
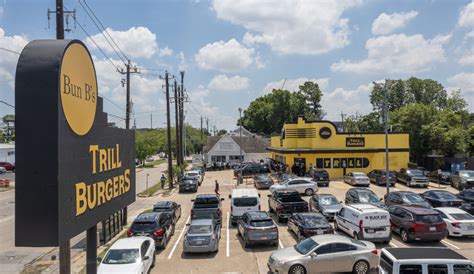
[346,137,365,147]
[319,127,332,139]
[15,40,135,247]
[316,158,370,169]
[219,142,234,150]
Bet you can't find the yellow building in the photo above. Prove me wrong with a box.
[268,117,410,178]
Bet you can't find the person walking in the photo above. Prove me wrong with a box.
[160,174,166,190]
[214,180,220,196]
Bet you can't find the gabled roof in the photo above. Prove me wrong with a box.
[203,135,270,154]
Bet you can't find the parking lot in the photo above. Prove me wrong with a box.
[147,169,473,274]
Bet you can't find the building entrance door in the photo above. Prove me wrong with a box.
[294,157,306,176]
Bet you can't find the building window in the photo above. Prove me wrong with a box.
[229,155,243,162]
[211,155,226,162]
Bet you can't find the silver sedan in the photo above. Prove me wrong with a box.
[267,234,379,274]
[183,219,220,253]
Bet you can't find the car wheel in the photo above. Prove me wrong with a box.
[268,202,273,213]
[400,229,411,243]
[171,224,175,235]
[161,235,168,248]
[244,237,250,248]
[289,264,306,274]
[354,232,360,240]
[352,260,369,274]
[277,215,283,223]
[334,221,339,231]
[305,188,314,196]
[298,231,304,241]
[151,253,156,268]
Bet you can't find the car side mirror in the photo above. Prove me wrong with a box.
[311,252,317,258]
[221,198,225,201]
[143,256,150,261]
[191,199,195,202]
[267,194,272,197]
[97,257,102,262]
[228,194,232,199]
[258,193,261,197]
[380,198,383,201]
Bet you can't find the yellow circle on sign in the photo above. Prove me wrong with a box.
[60,43,97,136]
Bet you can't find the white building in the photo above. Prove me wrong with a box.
[0,143,15,163]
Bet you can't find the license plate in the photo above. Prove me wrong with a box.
[367,229,375,233]
[196,240,203,244]
[317,230,323,235]
[261,236,268,240]
[429,227,436,231]
[468,226,474,230]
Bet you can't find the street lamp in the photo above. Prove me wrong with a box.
[238,108,243,185]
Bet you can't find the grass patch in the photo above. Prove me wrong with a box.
[141,159,166,168]
[138,181,166,197]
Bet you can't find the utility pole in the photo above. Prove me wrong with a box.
[162,71,174,189]
[206,118,209,135]
[118,60,139,130]
[179,71,185,165]
[55,0,64,39]
[200,116,203,139]
[174,79,181,167]
[150,114,152,130]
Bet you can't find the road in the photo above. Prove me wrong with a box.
[145,170,473,274]
[0,162,168,273]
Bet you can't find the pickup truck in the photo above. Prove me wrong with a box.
[191,194,224,224]
[267,190,308,222]
[395,168,429,187]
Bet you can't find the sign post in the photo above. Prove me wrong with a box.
[15,40,136,273]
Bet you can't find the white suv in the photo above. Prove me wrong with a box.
[269,177,318,196]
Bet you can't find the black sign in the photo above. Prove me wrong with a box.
[319,127,332,139]
[316,157,370,169]
[346,137,365,147]
[15,40,135,247]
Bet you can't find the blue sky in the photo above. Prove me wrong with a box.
[1,0,473,130]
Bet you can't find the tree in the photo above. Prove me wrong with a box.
[217,129,227,136]
[298,81,324,119]
[344,112,384,132]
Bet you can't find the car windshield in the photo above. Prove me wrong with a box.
[131,222,156,231]
[194,197,219,208]
[450,213,474,220]
[408,170,424,176]
[462,191,474,198]
[460,171,474,177]
[320,196,338,205]
[353,173,365,177]
[402,193,425,203]
[233,197,258,207]
[294,238,318,254]
[153,207,170,212]
[302,215,326,226]
[188,225,212,234]
[415,214,443,223]
[250,220,274,227]
[103,249,139,264]
[434,192,457,199]
[359,193,380,203]
[187,172,198,176]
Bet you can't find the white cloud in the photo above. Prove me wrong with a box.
[262,77,329,94]
[86,27,158,59]
[213,0,362,55]
[371,11,418,35]
[331,33,450,74]
[208,74,250,91]
[448,72,474,93]
[321,83,374,121]
[195,39,255,72]
[458,1,474,27]
[458,52,474,66]
[0,28,28,88]
[158,47,173,57]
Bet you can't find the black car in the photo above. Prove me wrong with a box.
[153,201,182,224]
[384,191,432,208]
[191,194,224,224]
[457,189,474,214]
[427,170,451,185]
[367,169,396,186]
[179,178,198,193]
[421,190,464,208]
[309,194,342,221]
[234,163,269,177]
[287,213,333,241]
[128,212,174,248]
[345,188,384,208]
[312,169,330,187]
[254,174,273,189]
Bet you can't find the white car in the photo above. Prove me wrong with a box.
[185,171,202,184]
[269,177,318,196]
[434,207,474,237]
[0,167,6,174]
[344,172,370,186]
[98,236,155,274]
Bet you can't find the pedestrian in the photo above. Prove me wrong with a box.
[309,163,314,177]
[215,180,220,196]
[291,164,296,175]
[160,174,166,190]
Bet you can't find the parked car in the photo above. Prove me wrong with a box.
[191,165,205,176]
[98,237,155,274]
[421,190,464,208]
[229,188,260,225]
[396,168,429,187]
[179,178,198,193]
[345,188,384,208]
[185,170,202,185]
[334,204,391,243]
[268,189,309,222]
[0,167,6,174]
[367,169,396,186]
[451,170,474,190]
[311,169,330,187]
[181,174,199,185]
[153,201,181,224]
[427,170,452,185]
[309,194,342,221]
[191,194,224,224]
[0,162,14,171]
[434,207,474,237]
[457,189,474,214]
[128,212,174,248]
[343,172,370,186]
[387,205,447,243]
[234,163,269,177]
[269,177,318,196]
[379,247,473,274]
[253,174,274,189]
[288,213,333,241]
[267,234,379,274]
[384,191,432,208]
[277,173,297,183]
[237,211,278,247]
[183,219,221,253]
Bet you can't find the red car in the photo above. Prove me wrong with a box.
[0,162,15,171]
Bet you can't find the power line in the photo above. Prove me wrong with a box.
[102,96,126,112]
[0,47,20,55]
[107,113,126,120]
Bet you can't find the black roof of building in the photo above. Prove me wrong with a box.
[385,247,467,260]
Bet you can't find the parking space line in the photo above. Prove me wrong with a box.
[278,239,284,249]
[226,212,230,257]
[389,242,398,247]
[168,215,190,259]
[441,240,460,250]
